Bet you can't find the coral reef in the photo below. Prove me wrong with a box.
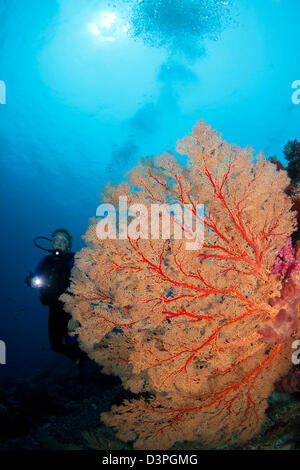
[283,140,300,186]
[289,185,300,243]
[0,356,123,450]
[275,367,300,394]
[259,239,300,344]
[269,150,300,245]
[1,362,300,450]
[266,144,300,394]
[62,121,299,449]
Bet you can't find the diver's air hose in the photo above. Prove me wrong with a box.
[33,236,55,253]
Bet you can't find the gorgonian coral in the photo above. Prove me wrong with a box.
[62,121,299,449]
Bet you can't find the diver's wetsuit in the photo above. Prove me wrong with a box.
[33,251,83,361]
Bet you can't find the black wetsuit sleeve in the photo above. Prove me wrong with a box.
[32,256,47,277]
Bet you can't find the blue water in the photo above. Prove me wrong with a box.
[0,0,300,382]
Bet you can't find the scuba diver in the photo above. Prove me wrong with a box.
[25,229,84,363]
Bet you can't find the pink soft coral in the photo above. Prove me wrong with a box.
[273,237,297,278]
[258,307,298,344]
[259,242,300,344]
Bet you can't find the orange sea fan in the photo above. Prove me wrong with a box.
[61,121,299,449]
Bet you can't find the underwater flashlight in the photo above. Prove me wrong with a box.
[31,276,43,288]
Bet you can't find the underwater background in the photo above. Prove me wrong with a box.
[0,0,300,388]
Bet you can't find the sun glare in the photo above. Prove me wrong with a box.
[99,11,116,28]
[88,11,129,43]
